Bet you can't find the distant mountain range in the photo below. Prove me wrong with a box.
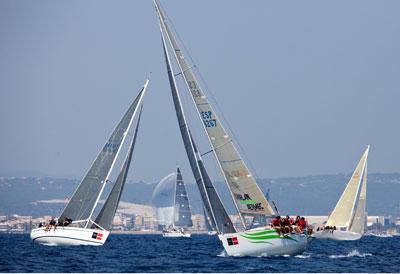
[1,173,399,217]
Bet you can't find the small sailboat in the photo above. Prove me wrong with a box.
[152,167,193,238]
[30,80,148,246]
[313,146,369,241]
[154,0,308,256]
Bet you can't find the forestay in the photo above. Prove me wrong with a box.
[155,0,274,217]
[94,107,143,231]
[326,146,369,228]
[174,168,193,227]
[60,87,145,222]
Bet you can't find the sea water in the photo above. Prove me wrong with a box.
[0,234,399,272]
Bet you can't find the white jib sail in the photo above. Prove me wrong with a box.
[326,146,370,229]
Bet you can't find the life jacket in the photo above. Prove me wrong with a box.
[298,219,306,229]
[271,218,280,226]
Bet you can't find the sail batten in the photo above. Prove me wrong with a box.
[326,146,369,229]
[155,0,274,220]
[156,1,235,234]
[60,81,148,223]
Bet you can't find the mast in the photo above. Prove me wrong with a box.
[154,1,274,229]
[94,106,143,231]
[156,2,235,234]
[326,146,369,229]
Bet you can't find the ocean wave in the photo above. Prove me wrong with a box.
[329,249,372,259]
[295,253,311,259]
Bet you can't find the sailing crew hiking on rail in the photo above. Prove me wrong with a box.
[271,215,312,236]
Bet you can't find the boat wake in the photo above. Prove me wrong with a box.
[295,253,311,259]
[329,249,372,259]
[217,250,228,257]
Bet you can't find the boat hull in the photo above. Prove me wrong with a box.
[313,230,361,241]
[30,227,110,246]
[162,231,191,238]
[219,228,309,257]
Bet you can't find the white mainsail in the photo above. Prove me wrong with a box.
[326,146,369,229]
[349,162,367,234]
[154,0,274,222]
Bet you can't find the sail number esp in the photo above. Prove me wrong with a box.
[201,111,217,128]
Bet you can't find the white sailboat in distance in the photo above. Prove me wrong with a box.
[30,80,149,246]
[313,146,370,241]
[154,0,309,256]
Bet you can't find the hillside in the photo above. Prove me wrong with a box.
[1,173,399,217]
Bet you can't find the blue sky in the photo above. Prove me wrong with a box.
[0,0,399,183]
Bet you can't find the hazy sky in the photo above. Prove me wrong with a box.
[0,0,399,183]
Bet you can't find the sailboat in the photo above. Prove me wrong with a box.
[314,146,370,241]
[30,80,148,246]
[154,1,308,256]
[152,167,193,238]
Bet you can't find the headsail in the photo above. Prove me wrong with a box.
[349,162,368,234]
[156,2,235,234]
[154,0,274,222]
[173,167,193,227]
[326,146,369,229]
[94,107,143,231]
[60,81,148,222]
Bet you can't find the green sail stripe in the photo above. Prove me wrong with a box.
[244,230,277,236]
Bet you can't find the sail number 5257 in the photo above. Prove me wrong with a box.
[201,111,217,128]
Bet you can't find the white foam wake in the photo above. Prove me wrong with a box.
[329,249,372,259]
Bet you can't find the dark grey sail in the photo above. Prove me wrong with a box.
[173,167,193,228]
[157,5,235,234]
[203,208,214,232]
[94,107,143,231]
[60,86,146,222]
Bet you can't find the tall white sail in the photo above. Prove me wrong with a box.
[154,0,274,221]
[349,162,367,234]
[326,146,369,229]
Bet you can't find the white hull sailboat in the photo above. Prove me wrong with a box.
[152,168,194,238]
[162,230,191,238]
[313,146,369,241]
[219,228,308,257]
[31,227,110,246]
[31,81,148,246]
[154,0,309,256]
